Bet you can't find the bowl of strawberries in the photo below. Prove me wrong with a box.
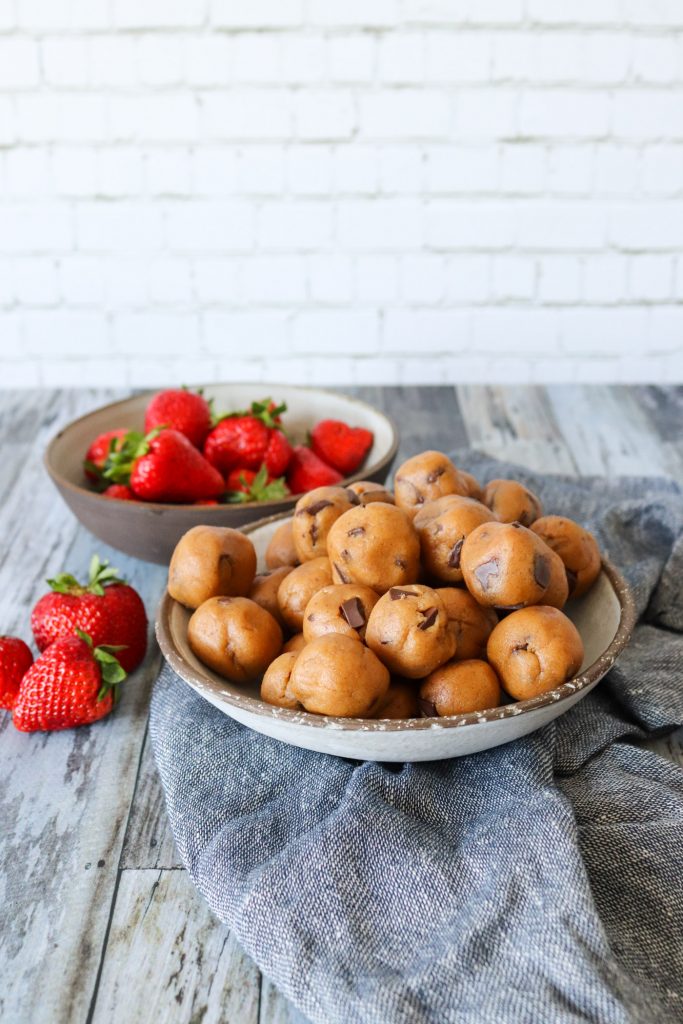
[45,384,398,564]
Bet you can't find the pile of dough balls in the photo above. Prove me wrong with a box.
[168,452,602,721]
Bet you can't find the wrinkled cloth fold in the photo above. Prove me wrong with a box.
[150,455,683,1024]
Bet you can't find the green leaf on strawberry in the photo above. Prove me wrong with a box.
[225,464,290,504]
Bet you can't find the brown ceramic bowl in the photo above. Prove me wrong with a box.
[44,384,399,564]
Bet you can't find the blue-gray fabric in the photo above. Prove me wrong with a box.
[150,455,683,1024]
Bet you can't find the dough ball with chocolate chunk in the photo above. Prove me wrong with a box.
[483,479,543,527]
[261,651,301,710]
[265,520,300,570]
[347,480,395,505]
[372,679,419,720]
[282,632,307,654]
[303,583,379,643]
[365,584,456,679]
[277,557,333,632]
[415,496,496,585]
[458,470,484,503]
[327,503,420,595]
[288,634,390,717]
[188,596,282,684]
[460,521,567,611]
[419,659,502,717]
[487,605,584,700]
[436,587,498,661]
[394,451,468,519]
[248,566,293,628]
[542,545,570,609]
[169,525,257,609]
[531,515,601,598]
[292,486,358,561]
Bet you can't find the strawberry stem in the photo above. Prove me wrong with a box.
[225,464,290,504]
[48,556,126,597]
[101,426,165,484]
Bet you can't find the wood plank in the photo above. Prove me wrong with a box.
[351,384,468,464]
[90,869,260,1024]
[120,729,183,870]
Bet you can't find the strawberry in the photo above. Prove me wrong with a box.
[204,416,270,475]
[225,465,289,504]
[84,429,129,485]
[0,636,33,711]
[286,445,343,494]
[31,555,147,673]
[104,427,224,503]
[311,419,374,476]
[263,428,292,477]
[193,499,219,506]
[13,629,126,733]
[102,484,135,500]
[144,388,212,449]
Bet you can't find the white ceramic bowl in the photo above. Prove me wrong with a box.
[156,512,636,763]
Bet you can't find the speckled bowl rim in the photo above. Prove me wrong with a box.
[156,510,637,733]
[43,384,400,512]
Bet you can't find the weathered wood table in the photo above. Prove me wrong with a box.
[1,385,682,1024]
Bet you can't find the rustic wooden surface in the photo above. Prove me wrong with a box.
[0,384,681,1024]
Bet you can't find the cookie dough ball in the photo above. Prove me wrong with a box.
[458,470,484,503]
[419,660,502,717]
[394,451,468,519]
[531,516,601,598]
[436,587,498,661]
[288,634,390,717]
[265,520,299,570]
[282,632,307,654]
[373,679,419,720]
[169,526,257,609]
[347,480,395,505]
[327,503,420,595]
[415,496,496,584]
[483,479,543,527]
[188,597,282,684]
[542,546,570,609]
[365,585,456,679]
[488,606,584,700]
[460,521,567,610]
[248,567,293,628]
[292,486,358,561]
[277,557,333,632]
[303,583,379,643]
[261,651,300,710]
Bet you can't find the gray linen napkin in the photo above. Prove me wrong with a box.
[150,455,683,1024]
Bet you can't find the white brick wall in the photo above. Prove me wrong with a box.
[1,2,682,387]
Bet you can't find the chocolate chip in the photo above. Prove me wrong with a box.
[389,588,419,600]
[511,521,522,529]
[418,607,438,630]
[448,538,464,569]
[533,553,551,589]
[347,526,365,537]
[340,597,365,630]
[310,521,318,545]
[474,558,499,590]
[334,563,350,583]
[345,489,361,505]
[395,557,406,569]
[340,548,351,562]
[566,568,578,596]
[512,641,529,652]
[425,466,445,483]
[418,698,438,717]
[305,499,333,516]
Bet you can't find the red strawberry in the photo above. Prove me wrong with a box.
[144,388,212,448]
[102,484,135,500]
[225,465,289,503]
[84,429,129,484]
[13,630,126,733]
[193,499,219,506]
[0,636,33,711]
[31,555,147,673]
[311,420,374,476]
[104,428,223,503]
[286,446,343,494]
[204,416,270,475]
[263,428,292,477]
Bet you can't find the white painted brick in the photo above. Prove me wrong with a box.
[328,35,375,83]
[232,34,281,84]
[400,254,445,302]
[286,145,333,194]
[426,201,515,250]
[500,144,545,194]
[648,308,683,353]
[166,201,253,252]
[0,203,72,251]
[294,91,355,141]
[378,146,424,194]
[280,35,326,83]
[0,360,41,387]
[0,38,39,87]
[582,33,631,84]
[12,258,59,306]
[0,0,15,29]
[628,255,673,301]
[193,146,239,194]
[594,145,639,196]
[53,147,98,196]
[59,256,106,305]
[491,31,531,81]
[444,255,489,303]
[491,256,535,300]
[193,259,241,303]
[42,38,89,87]
[456,89,517,139]
[515,202,607,251]
[203,312,289,356]
[384,310,470,353]
[631,37,679,84]
[99,149,144,197]
[17,95,107,143]
[425,31,490,82]
[471,309,561,353]
[582,255,628,302]
[113,0,205,29]
[612,91,683,141]
[547,146,593,195]
[609,203,683,250]
[25,311,108,356]
[242,256,307,303]
[462,0,524,25]
[237,146,284,194]
[307,255,354,303]
[309,0,397,27]
[89,37,138,87]
[560,308,649,354]
[147,258,193,304]
[0,99,15,146]
[355,256,398,302]
[114,313,200,355]
[105,258,148,305]
[201,91,290,140]
[519,91,609,139]
[258,201,332,250]
[185,37,233,87]
[378,33,424,84]
[530,33,584,84]
[530,358,578,384]
[293,310,378,354]
[128,357,217,388]
[360,91,450,140]
[621,0,683,27]
[426,146,498,193]
[112,95,198,143]
[5,148,52,196]
[0,259,12,306]
[537,257,581,304]
[16,0,108,29]
[526,0,620,24]
[211,0,303,28]
[137,35,186,86]
[145,148,192,195]
[338,200,422,250]
[76,203,164,252]
[641,146,683,195]
[333,146,378,193]
[38,357,130,388]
